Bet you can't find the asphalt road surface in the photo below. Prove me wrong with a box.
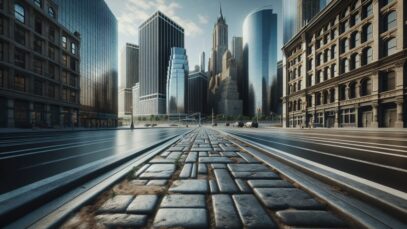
[220,127,407,192]
[0,128,189,194]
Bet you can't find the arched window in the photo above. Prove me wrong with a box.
[342,58,349,73]
[341,38,349,53]
[384,38,397,56]
[34,0,42,7]
[323,90,329,104]
[339,85,346,100]
[362,24,373,42]
[330,88,335,103]
[298,80,302,91]
[48,7,55,18]
[351,32,360,48]
[350,53,358,70]
[316,93,321,105]
[316,71,322,83]
[349,82,357,98]
[361,78,372,96]
[331,45,336,59]
[381,0,394,6]
[331,64,337,77]
[324,67,329,80]
[362,47,373,65]
[293,83,297,92]
[383,11,396,32]
[381,71,396,91]
[293,101,297,111]
[362,2,373,18]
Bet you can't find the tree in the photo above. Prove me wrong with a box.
[149,115,154,122]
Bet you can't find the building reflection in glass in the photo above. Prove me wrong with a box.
[167,47,189,115]
[53,0,118,127]
[243,8,278,116]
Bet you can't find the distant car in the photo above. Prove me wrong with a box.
[225,122,230,126]
[170,123,178,127]
[151,124,157,127]
[234,121,244,127]
[245,121,259,128]
[144,123,151,127]
[212,123,218,126]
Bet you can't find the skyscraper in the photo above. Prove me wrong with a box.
[200,52,206,72]
[188,69,208,115]
[54,0,118,127]
[166,47,189,115]
[232,37,245,110]
[138,11,184,115]
[243,8,278,116]
[119,43,139,118]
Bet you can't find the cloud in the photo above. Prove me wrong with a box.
[198,14,209,24]
[114,0,203,39]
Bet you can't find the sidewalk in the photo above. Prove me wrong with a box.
[61,128,349,228]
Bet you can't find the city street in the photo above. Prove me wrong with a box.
[220,127,407,192]
[0,128,189,194]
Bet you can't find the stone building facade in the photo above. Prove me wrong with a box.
[0,0,80,128]
[283,0,406,128]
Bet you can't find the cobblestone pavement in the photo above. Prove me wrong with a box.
[62,128,350,229]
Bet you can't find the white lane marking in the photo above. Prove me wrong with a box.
[237,135,407,200]
[232,133,407,173]
[257,133,407,158]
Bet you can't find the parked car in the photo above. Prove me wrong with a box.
[212,123,218,126]
[233,121,244,127]
[245,121,259,128]
[151,124,157,127]
[144,124,151,127]
[225,122,230,126]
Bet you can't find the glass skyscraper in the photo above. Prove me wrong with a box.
[139,11,184,115]
[243,8,278,116]
[53,0,118,127]
[167,47,188,115]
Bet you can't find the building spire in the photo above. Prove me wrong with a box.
[219,0,223,18]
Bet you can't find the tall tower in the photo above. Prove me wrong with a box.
[119,43,139,118]
[200,52,206,72]
[138,11,184,115]
[209,3,228,76]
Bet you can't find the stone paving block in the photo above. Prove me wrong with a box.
[147,179,167,186]
[185,151,198,163]
[199,157,232,163]
[209,180,219,193]
[276,210,348,227]
[153,208,208,229]
[127,195,158,214]
[134,164,150,177]
[191,147,213,151]
[220,145,239,152]
[149,158,176,164]
[212,194,242,229]
[228,164,269,172]
[169,180,208,193]
[179,163,193,178]
[199,151,208,157]
[220,151,239,157]
[214,169,239,193]
[167,151,182,160]
[254,188,325,210]
[160,194,206,208]
[233,194,276,229]
[248,179,294,188]
[237,152,261,163]
[139,164,176,179]
[191,163,197,178]
[231,171,279,179]
[211,163,227,169]
[235,179,252,193]
[96,214,147,227]
[198,163,207,174]
[160,151,171,157]
[129,179,148,186]
[98,195,134,213]
[168,147,184,151]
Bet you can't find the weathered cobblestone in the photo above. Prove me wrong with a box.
[169,179,208,193]
[214,169,239,193]
[98,195,133,213]
[199,156,232,163]
[276,209,348,227]
[153,208,208,228]
[248,179,293,188]
[139,164,176,179]
[96,214,147,227]
[160,194,206,208]
[212,194,241,229]
[233,194,276,228]
[127,195,158,214]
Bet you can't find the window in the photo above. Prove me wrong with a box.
[361,78,372,96]
[70,75,76,87]
[362,24,373,42]
[14,73,25,91]
[316,93,321,106]
[342,58,349,73]
[331,64,337,77]
[34,80,43,96]
[331,28,337,40]
[324,67,329,81]
[34,0,42,8]
[62,88,68,101]
[298,80,301,91]
[62,71,68,84]
[48,7,55,18]
[71,42,77,55]
[0,68,5,88]
[0,42,3,61]
[349,82,356,99]
[70,57,77,71]
[350,53,358,70]
[382,0,394,7]
[341,109,356,124]
[317,112,323,124]
[331,45,336,59]
[351,32,360,48]
[48,46,55,59]
[341,38,349,53]
[323,91,328,104]
[363,47,373,65]
[330,89,335,103]
[62,36,67,49]
[34,37,42,54]
[339,85,346,100]
[316,71,322,84]
[354,13,361,25]
[62,54,68,67]
[384,38,397,56]
[49,27,55,42]
[14,3,25,23]
[35,18,42,34]
[15,48,25,68]
[381,71,396,91]
[33,58,43,74]
[48,64,55,79]
[48,84,55,98]
[14,25,26,45]
[383,11,396,32]
[363,2,373,18]
[70,91,76,103]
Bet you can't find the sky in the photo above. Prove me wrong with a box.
[105,0,283,72]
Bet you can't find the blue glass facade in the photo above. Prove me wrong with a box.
[53,0,118,127]
[167,47,188,115]
[243,9,278,116]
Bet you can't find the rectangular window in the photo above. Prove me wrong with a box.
[70,57,76,71]
[70,91,76,103]
[14,48,25,68]
[48,64,55,79]
[70,75,76,87]
[0,42,3,61]
[14,25,25,45]
[48,84,55,98]
[33,58,43,74]
[48,46,55,59]
[62,36,67,49]
[0,17,4,35]
[62,88,68,101]
[34,37,42,53]
[0,68,5,88]
[34,0,42,8]
[34,79,42,95]
[71,42,76,55]
[14,3,25,23]
[14,73,25,91]
[35,18,42,34]
[62,54,68,67]
[62,71,68,84]
[48,27,55,42]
